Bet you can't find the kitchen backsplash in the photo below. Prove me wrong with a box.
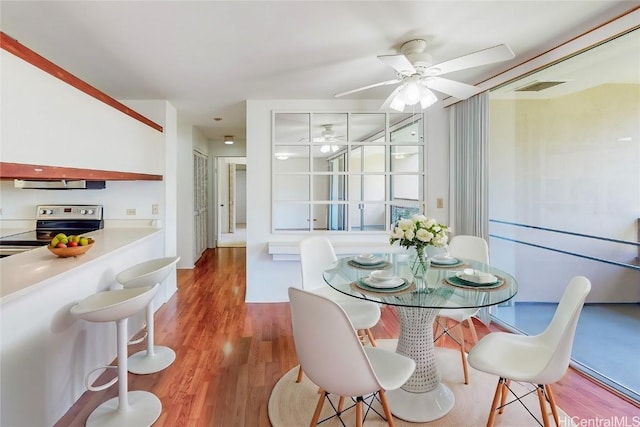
[0,180,164,221]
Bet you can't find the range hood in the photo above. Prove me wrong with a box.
[14,179,106,190]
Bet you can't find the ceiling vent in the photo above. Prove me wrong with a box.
[515,81,566,92]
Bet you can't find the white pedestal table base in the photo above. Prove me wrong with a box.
[390,303,455,422]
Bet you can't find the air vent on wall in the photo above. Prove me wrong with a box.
[515,81,566,92]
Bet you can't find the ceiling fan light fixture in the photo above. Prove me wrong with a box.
[389,93,406,112]
[419,86,438,109]
[224,135,234,145]
[404,82,421,105]
[320,145,330,153]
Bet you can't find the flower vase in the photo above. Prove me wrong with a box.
[410,246,431,291]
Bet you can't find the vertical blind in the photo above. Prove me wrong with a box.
[450,92,489,240]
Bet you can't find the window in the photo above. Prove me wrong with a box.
[272,112,425,232]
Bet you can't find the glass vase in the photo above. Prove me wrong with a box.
[410,246,431,291]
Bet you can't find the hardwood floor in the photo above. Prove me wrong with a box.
[56,248,639,426]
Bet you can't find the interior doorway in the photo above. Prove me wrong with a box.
[216,156,246,247]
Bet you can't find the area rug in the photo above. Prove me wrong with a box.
[268,340,575,426]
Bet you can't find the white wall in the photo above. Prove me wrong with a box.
[0,51,163,175]
[246,99,451,302]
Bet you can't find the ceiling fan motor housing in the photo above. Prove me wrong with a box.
[401,39,433,71]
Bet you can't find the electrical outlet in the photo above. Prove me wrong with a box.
[126,208,136,215]
[152,204,159,215]
[437,198,444,209]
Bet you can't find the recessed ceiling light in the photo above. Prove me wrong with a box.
[275,154,289,160]
[224,135,234,145]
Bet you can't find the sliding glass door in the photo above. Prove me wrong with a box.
[488,28,640,402]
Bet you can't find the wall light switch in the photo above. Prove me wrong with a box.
[152,204,159,215]
[437,198,444,209]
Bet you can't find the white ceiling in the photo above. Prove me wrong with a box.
[1,1,637,142]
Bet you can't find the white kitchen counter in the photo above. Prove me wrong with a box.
[0,227,175,427]
[0,227,162,302]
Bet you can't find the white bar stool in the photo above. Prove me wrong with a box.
[116,256,180,374]
[70,284,162,427]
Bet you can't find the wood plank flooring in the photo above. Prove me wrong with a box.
[55,248,639,426]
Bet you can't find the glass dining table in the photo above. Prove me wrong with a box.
[322,252,518,423]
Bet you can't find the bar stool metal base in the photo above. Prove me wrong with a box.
[127,346,177,375]
[86,390,161,427]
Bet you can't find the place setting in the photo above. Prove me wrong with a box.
[352,269,414,295]
[443,268,505,290]
[429,254,466,268]
[347,253,392,270]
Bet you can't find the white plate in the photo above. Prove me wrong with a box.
[363,276,404,288]
[354,255,383,265]
[431,256,460,265]
[455,270,498,284]
[369,270,399,283]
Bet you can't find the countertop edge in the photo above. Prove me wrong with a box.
[0,227,163,304]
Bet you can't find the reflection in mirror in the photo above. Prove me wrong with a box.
[350,203,386,231]
[391,175,421,201]
[350,175,385,202]
[312,113,347,143]
[273,146,309,172]
[313,203,348,230]
[391,146,423,172]
[390,203,422,226]
[274,175,309,201]
[350,113,386,142]
[273,203,310,231]
[350,145,385,173]
[272,111,425,234]
[311,144,346,162]
[274,113,310,142]
[390,113,423,142]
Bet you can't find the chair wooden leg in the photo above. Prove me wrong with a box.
[537,386,551,427]
[486,378,504,427]
[310,390,326,427]
[338,396,345,412]
[545,384,560,427]
[365,328,377,347]
[467,317,479,345]
[356,398,364,427]
[378,389,396,427]
[498,379,511,414]
[433,317,443,344]
[357,329,368,346]
[453,323,469,384]
[296,365,304,383]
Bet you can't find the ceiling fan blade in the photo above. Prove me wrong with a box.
[378,85,406,111]
[334,79,401,97]
[429,44,515,75]
[377,54,416,75]
[423,77,480,100]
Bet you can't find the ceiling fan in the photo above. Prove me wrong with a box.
[335,39,515,111]
[313,124,344,153]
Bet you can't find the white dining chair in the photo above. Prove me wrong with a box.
[467,276,591,427]
[433,234,489,384]
[288,287,415,427]
[295,236,382,383]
